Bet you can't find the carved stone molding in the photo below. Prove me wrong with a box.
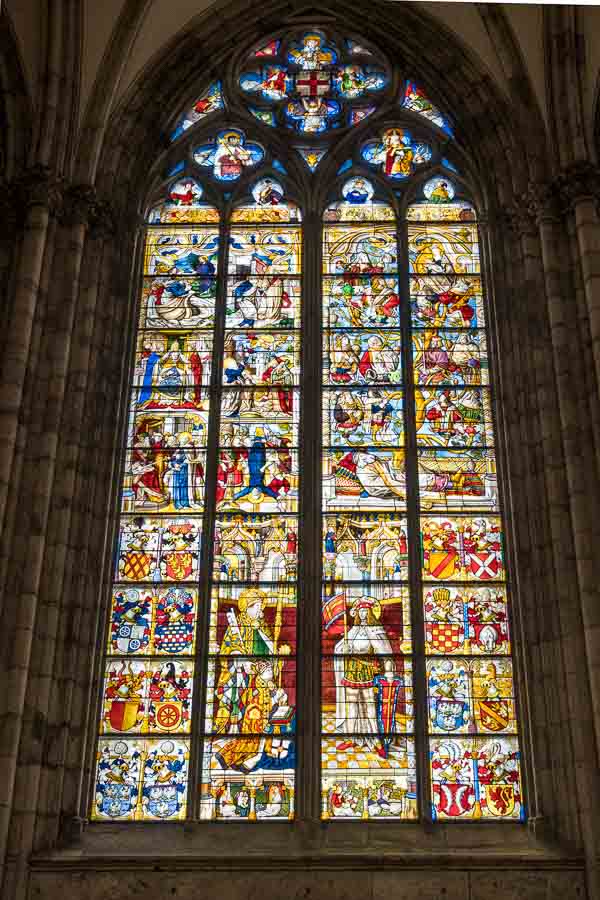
[555,161,600,210]
[0,171,117,237]
[525,164,600,225]
[14,164,65,213]
[60,184,116,236]
[498,201,537,237]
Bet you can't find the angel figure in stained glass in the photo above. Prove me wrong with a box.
[288,33,336,69]
[286,96,339,133]
[229,231,295,275]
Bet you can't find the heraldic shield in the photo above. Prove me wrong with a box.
[154,701,183,731]
[485,783,515,817]
[427,622,463,654]
[122,551,153,581]
[434,782,475,817]
[97,780,138,818]
[434,698,467,731]
[108,699,141,732]
[477,699,510,733]
[427,549,458,580]
[116,622,148,654]
[164,551,193,581]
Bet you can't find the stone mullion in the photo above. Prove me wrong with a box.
[189,214,229,821]
[298,210,319,823]
[59,235,135,829]
[399,217,428,823]
[30,232,111,852]
[3,217,88,874]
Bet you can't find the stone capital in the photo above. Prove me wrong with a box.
[526,180,562,225]
[499,201,537,237]
[60,184,116,236]
[15,164,64,212]
[555,161,600,209]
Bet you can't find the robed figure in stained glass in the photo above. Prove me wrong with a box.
[334,596,394,755]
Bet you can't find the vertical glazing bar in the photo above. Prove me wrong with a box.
[397,214,430,822]
[189,214,230,819]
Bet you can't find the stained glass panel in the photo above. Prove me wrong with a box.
[322,225,397,274]
[430,736,523,820]
[194,129,264,180]
[170,82,223,141]
[362,128,432,179]
[97,32,526,826]
[139,277,217,330]
[322,737,418,820]
[226,276,300,329]
[408,186,522,821]
[94,738,190,820]
[213,515,298,582]
[402,80,452,135]
[296,146,327,171]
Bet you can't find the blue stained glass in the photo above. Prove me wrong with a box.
[167,160,185,177]
[273,159,288,175]
[337,159,353,175]
[442,157,459,173]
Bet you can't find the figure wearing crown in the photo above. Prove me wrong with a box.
[213,131,253,180]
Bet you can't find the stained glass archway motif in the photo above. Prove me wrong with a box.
[92,26,524,825]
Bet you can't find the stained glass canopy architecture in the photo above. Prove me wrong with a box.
[92,26,523,826]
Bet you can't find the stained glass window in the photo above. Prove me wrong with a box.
[94,26,524,827]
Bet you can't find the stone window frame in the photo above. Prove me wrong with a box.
[77,25,538,854]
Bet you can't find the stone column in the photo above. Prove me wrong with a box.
[0,169,61,585]
[0,185,108,897]
[528,182,600,898]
